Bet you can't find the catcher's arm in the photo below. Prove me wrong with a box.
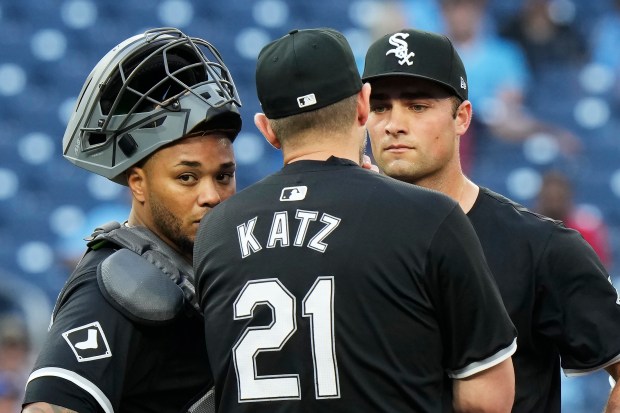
[23,402,79,413]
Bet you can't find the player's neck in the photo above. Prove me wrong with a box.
[283,133,362,165]
[440,176,478,214]
[458,178,479,214]
[415,172,479,214]
[285,150,360,164]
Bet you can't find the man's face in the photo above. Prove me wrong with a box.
[366,77,462,185]
[139,133,236,258]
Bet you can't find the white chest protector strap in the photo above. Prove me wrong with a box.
[88,221,200,324]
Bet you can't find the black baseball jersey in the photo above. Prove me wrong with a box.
[23,245,212,413]
[194,157,517,413]
[468,187,620,412]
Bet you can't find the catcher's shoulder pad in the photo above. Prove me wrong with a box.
[86,221,123,250]
[97,248,185,324]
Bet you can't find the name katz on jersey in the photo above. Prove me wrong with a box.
[236,210,341,258]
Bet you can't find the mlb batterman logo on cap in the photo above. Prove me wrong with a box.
[256,28,363,119]
[362,28,468,101]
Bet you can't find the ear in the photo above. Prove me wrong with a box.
[357,83,371,127]
[254,113,281,149]
[455,99,473,136]
[126,166,147,203]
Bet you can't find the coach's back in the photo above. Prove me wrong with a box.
[193,27,516,413]
[195,157,516,412]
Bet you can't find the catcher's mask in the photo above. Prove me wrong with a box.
[62,27,242,185]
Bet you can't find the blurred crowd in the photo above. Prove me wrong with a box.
[0,314,31,412]
[2,0,620,411]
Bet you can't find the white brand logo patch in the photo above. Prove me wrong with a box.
[297,93,317,108]
[386,33,415,66]
[62,321,112,362]
[280,186,308,201]
[460,76,467,90]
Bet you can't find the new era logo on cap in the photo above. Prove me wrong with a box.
[297,93,317,108]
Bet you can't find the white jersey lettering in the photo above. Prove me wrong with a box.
[237,217,262,258]
[237,210,341,258]
[267,212,290,248]
[308,214,341,253]
[294,210,319,247]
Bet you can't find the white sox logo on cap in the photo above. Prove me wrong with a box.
[386,33,415,66]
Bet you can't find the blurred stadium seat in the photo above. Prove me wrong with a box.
[0,1,618,410]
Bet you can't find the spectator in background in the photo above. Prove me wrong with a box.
[0,315,30,376]
[499,0,587,76]
[0,373,21,413]
[0,314,31,413]
[370,0,444,39]
[590,0,620,107]
[440,0,581,155]
[439,0,529,113]
[590,0,620,71]
[535,170,612,269]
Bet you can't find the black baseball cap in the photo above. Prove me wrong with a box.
[362,28,468,101]
[256,28,363,119]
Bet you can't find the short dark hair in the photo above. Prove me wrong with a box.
[268,94,358,146]
[450,96,463,119]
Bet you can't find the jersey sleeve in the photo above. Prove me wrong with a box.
[427,206,517,378]
[535,225,620,375]
[23,270,136,413]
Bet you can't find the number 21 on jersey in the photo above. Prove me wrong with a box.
[233,276,340,402]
